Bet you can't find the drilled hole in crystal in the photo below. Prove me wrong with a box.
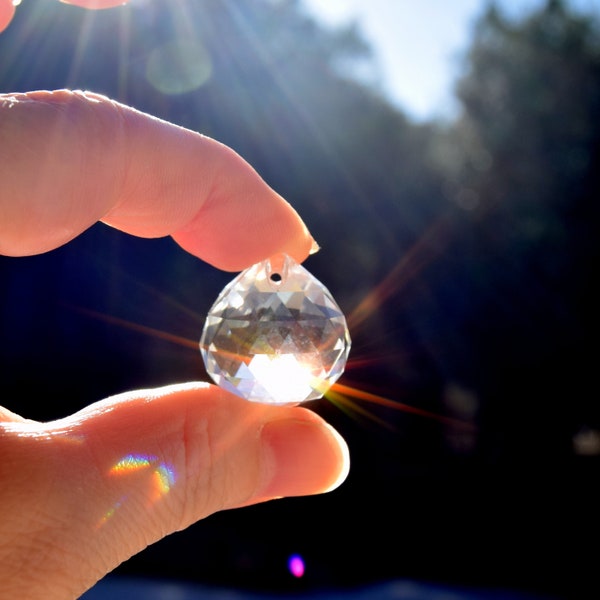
[199,254,351,405]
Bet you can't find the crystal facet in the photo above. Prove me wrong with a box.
[200,254,351,405]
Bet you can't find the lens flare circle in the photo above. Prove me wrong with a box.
[288,554,305,578]
[146,39,212,95]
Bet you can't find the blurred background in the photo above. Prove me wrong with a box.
[1,0,599,598]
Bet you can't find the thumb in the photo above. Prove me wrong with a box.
[0,383,349,599]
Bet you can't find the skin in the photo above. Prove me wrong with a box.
[0,0,13,32]
[0,88,349,600]
[1,1,128,33]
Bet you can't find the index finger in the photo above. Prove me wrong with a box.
[0,90,314,271]
[0,1,131,34]
[0,0,14,32]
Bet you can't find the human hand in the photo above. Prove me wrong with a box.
[0,0,129,33]
[0,90,349,600]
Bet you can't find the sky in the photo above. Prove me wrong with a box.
[301,0,600,121]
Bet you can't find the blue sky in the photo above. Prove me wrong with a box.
[301,0,600,121]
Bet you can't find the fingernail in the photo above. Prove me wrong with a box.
[259,418,349,498]
[309,238,321,255]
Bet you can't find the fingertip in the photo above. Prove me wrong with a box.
[170,175,316,271]
[320,422,351,493]
[0,1,15,34]
[258,412,350,498]
[173,216,315,272]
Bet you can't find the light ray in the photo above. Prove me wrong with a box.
[65,8,96,87]
[71,302,468,431]
[83,249,206,326]
[341,352,409,370]
[329,380,475,431]
[347,215,455,334]
[71,305,199,350]
[326,386,398,431]
[220,2,398,248]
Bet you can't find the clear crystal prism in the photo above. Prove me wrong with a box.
[200,254,351,405]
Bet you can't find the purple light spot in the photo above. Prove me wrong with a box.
[288,554,305,578]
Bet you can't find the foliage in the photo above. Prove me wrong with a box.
[456,0,600,205]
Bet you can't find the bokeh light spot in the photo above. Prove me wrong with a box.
[288,554,305,578]
[146,39,212,95]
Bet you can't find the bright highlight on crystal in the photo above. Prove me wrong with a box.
[200,254,351,405]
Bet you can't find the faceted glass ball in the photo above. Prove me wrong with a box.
[200,254,351,405]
